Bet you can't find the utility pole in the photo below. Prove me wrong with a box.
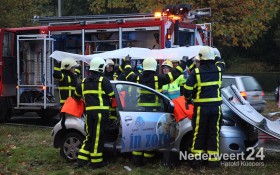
[58,0,61,17]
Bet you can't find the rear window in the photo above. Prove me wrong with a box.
[241,77,262,91]
[222,78,237,88]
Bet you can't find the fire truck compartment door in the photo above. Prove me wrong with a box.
[222,85,280,140]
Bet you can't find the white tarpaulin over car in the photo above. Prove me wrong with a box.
[49,46,216,63]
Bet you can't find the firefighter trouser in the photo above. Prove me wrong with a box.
[132,150,155,164]
[191,105,221,162]
[78,110,108,165]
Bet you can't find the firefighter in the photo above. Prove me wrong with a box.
[183,46,225,169]
[161,60,185,99]
[123,56,188,166]
[53,58,79,106]
[74,57,115,169]
[104,59,115,80]
[104,59,118,127]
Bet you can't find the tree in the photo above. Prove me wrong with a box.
[87,0,280,48]
[207,0,280,48]
[0,0,52,27]
[59,0,92,16]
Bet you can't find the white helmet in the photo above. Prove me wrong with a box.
[213,47,221,58]
[89,57,106,72]
[143,57,157,71]
[106,59,115,66]
[61,58,79,70]
[198,46,215,61]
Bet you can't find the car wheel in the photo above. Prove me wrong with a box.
[60,132,84,161]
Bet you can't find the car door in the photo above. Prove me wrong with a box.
[221,85,280,140]
[111,81,178,152]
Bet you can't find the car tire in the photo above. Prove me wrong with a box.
[60,132,84,162]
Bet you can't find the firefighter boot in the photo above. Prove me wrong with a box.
[91,161,108,169]
[132,155,143,167]
[76,159,88,168]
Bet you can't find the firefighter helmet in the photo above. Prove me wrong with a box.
[61,58,79,70]
[89,57,106,72]
[161,60,173,68]
[198,46,215,61]
[106,59,114,66]
[143,57,157,71]
[171,60,180,63]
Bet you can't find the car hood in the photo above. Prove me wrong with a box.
[222,85,280,139]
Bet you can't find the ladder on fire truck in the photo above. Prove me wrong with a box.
[34,13,157,26]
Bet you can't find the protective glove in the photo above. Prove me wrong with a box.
[185,100,189,110]
[125,54,131,64]
[185,98,193,110]
[181,56,189,63]
[215,56,222,62]
[54,60,61,67]
[186,58,194,65]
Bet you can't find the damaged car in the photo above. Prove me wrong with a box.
[51,81,280,162]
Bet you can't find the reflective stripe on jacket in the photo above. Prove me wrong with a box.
[162,75,186,99]
[184,60,225,106]
[53,68,77,104]
[74,73,114,111]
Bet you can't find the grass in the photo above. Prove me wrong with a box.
[0,100,280,175]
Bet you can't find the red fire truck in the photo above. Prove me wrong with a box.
[0,5,211,122]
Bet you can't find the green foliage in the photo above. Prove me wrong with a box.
[0,0,52,27]
[207,0,280,48]
[59,0,92,16]
[87,0,280,49]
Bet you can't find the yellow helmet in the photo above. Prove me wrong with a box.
[89,57,106,72]
[161,60,173,68]
[61,58,79,70]
[143,57,157,71]
[198,46,215,61]
[106,59,115,66]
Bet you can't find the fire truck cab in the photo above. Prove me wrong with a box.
[0,5,211,122]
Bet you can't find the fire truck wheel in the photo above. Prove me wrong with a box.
[60,132,84,162]
[37,109,59,120]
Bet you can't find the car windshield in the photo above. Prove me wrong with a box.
[241,77,262,91]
